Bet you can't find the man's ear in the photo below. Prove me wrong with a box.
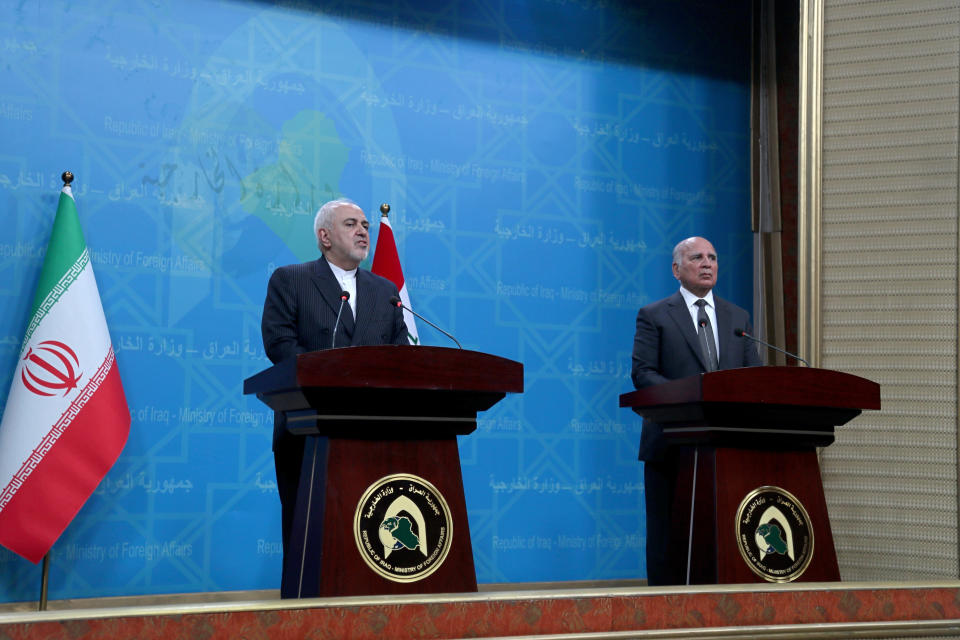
[672,263,680,279]
[317,228,329,249]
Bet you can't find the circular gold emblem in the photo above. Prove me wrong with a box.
[735,485,814,583]
[353,473,453,583]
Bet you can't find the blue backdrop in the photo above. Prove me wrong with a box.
[0,0,753,600]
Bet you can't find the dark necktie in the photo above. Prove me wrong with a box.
[695,299,718,372]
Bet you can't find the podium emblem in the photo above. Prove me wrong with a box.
[735,486,814,582]
[354,473,453,583]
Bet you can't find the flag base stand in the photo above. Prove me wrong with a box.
[39,553,49,611]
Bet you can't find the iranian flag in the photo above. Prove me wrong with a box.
[372,211,419,345]
[0,182,130,563]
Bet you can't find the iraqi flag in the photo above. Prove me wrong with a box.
[371,211,419,345]
[0,182,130,563]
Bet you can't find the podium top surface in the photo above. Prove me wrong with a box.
[619,365,881,411]
[243,345,524,396]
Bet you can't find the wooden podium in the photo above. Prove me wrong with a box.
[619,366,880,584]
[244,346,523,598]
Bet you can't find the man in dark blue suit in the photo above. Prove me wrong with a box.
[631,236,762,586]
[261,198,407,584]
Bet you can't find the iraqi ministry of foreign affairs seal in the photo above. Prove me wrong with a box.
[354,473,453,583]
[735,486,814,583]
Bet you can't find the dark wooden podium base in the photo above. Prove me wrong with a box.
[284,436,477,598]
[675,446,840,584]
[621,367,878,586]
[244,347,523,599]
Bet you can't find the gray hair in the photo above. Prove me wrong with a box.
[313,198,360,250]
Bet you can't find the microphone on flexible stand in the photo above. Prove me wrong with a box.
[331,290,350,349]
[388,296,462,349]
[733,328,810,367]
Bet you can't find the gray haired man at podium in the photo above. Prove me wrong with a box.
[260,198,407,588]
[631,236,762,586]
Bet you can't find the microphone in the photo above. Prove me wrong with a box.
[734,328,810,367]
[331,290,350,349]
[388,295,462,349]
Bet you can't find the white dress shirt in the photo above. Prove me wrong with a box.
[678,286,718,358]
[327,261,357,317]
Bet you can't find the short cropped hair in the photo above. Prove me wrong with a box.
[313,198,360,250]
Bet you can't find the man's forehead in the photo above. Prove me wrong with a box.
[332,203,366,221]
[681,240,716,257]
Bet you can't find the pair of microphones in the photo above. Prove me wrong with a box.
[330,290,461,349]
[332,293,802,365]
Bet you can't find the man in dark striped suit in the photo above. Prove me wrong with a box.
[261,198,407,586]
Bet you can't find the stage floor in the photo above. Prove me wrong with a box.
[2,581,960,639]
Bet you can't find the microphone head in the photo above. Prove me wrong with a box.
[388,295,402,307]
[340,290,350,301]
[733,328,745,337]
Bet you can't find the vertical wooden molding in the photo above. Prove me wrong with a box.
[955,12,960,580]
[798,0,823,369]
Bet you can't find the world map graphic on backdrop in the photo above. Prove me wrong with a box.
[0,0,752,600]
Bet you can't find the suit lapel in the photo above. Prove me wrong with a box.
[666,292,709,371]
[714,297,733,369]
[351,270,376,345]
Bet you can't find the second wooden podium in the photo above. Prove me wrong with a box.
[620,366,880,585]
[244,346,523,598]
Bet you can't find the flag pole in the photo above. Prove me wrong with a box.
[35,171,74,614]
[34,171,75,613]
[39,552,50,611]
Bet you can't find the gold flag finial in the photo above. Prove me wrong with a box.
[379,203,390,217]
[61,171,74,186]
